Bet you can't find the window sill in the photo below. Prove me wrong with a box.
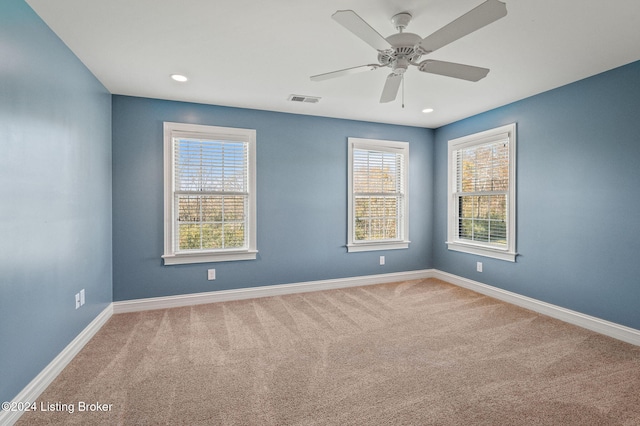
[163,250,258,265]
[446,241,517,262]
[347,241,410,253]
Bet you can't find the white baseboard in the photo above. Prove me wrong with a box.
[431,270,640,346]
[0,304,113,426]
[113,269,435,314]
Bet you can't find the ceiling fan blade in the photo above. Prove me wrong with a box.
[380,73,402,103]
[419,0,507,54]
[310,64,379,82]
[332,10,392,51]
[418,60,489,82]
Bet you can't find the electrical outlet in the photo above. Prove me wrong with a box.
[380,256,385,265]
[477,262,483,272]
[207,269,216,280]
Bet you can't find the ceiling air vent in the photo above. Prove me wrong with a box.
[288,94,321,104]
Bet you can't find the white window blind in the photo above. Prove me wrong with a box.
[174,138,249,252]
[348,138,409,252]
[454,138,509,246]
[163,122,257,265]
[353,148,404,242]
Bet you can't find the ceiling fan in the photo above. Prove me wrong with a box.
[310,0,507,103]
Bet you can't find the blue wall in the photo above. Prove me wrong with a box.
[433,60,640,330]
[0,1,112,403]
[112,96,434,301]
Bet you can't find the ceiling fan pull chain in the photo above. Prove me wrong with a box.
[402,75,405,109]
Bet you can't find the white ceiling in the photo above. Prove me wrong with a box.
[26,0,640,128]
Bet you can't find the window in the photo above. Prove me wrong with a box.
[163,122,257,265]
[347,137,409,252]
[447,123,516,261]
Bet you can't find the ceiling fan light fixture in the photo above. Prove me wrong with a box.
[392,57,409,74]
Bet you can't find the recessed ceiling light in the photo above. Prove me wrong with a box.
[170,74,188,82]
[422,108,434,114]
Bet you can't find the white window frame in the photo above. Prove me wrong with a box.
[347,137,410,252]
[447,123,517,262]
[162,122,257,265]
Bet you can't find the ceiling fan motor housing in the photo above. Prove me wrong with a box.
[379,32,424,74]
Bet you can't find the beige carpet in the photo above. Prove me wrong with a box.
[17,278,640,425]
